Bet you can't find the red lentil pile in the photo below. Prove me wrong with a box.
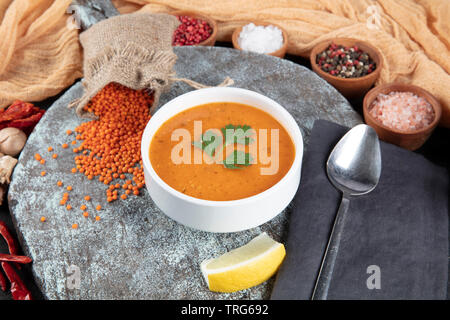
[73,83,153,202]
[172,15,212,46]
[35,83,153,228]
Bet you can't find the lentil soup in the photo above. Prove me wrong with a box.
[149,102,295,201]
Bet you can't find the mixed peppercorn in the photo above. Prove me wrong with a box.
[172,15,212,46]
[316,43,376,78]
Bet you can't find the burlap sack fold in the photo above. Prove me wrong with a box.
[69,13,179,118]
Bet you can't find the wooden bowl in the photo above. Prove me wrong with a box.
[310,38,382,98]
[363,83,442,151]
[171,10,217,46]
[232,22,288,58]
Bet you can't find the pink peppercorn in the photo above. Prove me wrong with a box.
[173,15,212,46]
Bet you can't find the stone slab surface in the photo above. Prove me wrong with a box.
[8,46,361,299]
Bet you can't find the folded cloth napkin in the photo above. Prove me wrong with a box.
[271,120,449,300]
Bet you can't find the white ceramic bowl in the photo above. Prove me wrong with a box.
[141,87,303,233]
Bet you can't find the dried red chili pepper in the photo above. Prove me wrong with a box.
[0,221,19,257]
[0,270,6,292]
[0,253,32,264]
[1,262,32,300]
[0,101,36,122]
[0,221,21,270]
[7,110,45,134]
[0,100,45,134]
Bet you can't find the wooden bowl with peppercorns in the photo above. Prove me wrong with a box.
[363,83,441,150]
[171,10,217,47]
[310,38,383,98]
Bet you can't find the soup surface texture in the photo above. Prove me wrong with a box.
[149,102,295,201]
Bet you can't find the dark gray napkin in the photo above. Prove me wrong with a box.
[271,120,449,300]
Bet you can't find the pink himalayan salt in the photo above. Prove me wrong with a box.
[369,91,434,132]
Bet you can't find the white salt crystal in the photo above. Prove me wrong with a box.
[238,23,284,54]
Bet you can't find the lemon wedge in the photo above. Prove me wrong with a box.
[200,232,286,293]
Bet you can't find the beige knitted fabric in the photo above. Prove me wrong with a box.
[113,0,450,127]
[68,13,180,118]
[1,0,449,126]
[0,0,82,109]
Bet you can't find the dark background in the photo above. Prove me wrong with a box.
[1,43,449,300]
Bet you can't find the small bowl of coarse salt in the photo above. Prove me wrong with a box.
[363,83,442,150]
[232,22,288,58]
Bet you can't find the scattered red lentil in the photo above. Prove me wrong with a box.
[37,84,152,226]
[66,83,150,203]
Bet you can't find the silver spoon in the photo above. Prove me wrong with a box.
[312,124,382,300]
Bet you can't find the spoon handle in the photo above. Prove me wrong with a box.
[311,194,350,300]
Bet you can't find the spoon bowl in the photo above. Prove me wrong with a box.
[312,124,382,300]
[327,124,382,196]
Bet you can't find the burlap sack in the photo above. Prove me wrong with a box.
[69,12,228,118]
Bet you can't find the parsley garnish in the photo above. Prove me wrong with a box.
[223,150,254,169]
[193,124,255,169]
[221,124,254,146]
[192,131,219,157]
